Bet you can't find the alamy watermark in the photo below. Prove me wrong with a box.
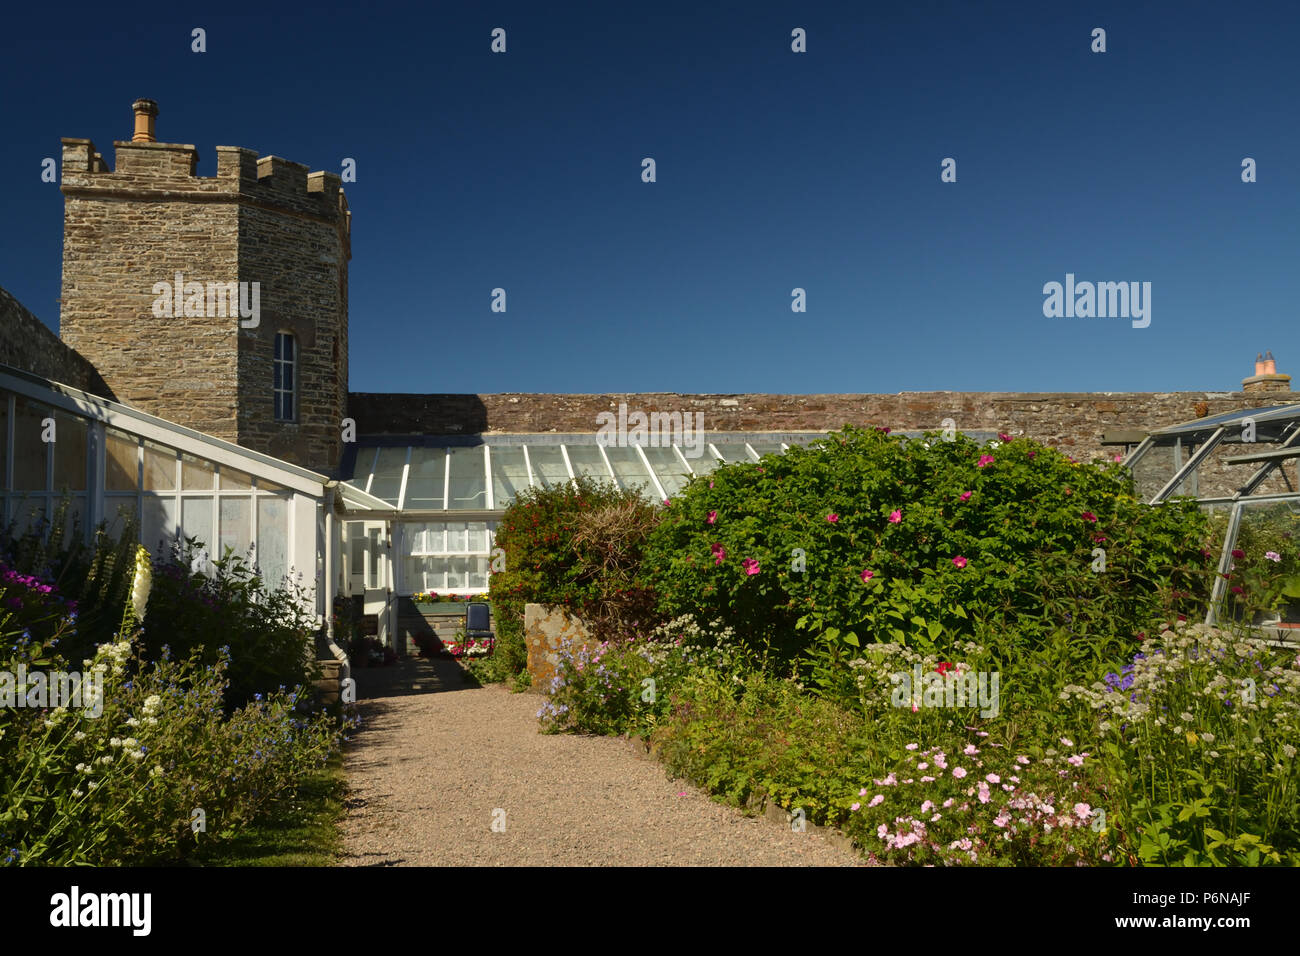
[1042,273,1150,328]
[151,272,260,328]
[891,664,1000,718]
[0,665,106,717]
[596,402,706,458]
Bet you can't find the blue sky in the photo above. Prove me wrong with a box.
[1,0,1297,395]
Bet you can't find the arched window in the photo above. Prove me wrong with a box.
[273,332,296,422]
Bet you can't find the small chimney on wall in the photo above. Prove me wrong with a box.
[1243,351,1291,393]
[131,98,158,143]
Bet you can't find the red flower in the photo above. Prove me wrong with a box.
[1081,512,1097,523]
[935,662,955,675]
[1231,549,1245,560]
[998,432,1011,443]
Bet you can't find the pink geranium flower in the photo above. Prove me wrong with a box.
[998,432,1011,443]
[977,455,995,468]
[861,568,874,582]
[710,543,726,565]
[826,513,839,524]
[959,491,972,502]
[741,558,760,576]
[888,509,902,524]
[952,556,968,569]
[706,510,717,524]
[1081,511,1097,523]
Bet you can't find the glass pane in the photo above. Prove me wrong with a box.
[221,467,253,491]
[104,497,138,542]
[258,477,287,494]
[181,497,214,552]
[490,446,530,508]
[446,446,488,510]
[257,497,290,589]
[467,555,489,590]
[52,412,88,491]
[105,429,139,491]
[13,396,49,491]
[0,395,7,491]
[748,441,786,459]
[404,555,446,592]
[527,445,571,488]
[140,495,178,557]
[369,447,408,504]
[367,527,382,587]
[143,441,176,491]
[467,522,489,552]
[710,443,756,464]
[1219,500,1300,626]
[405,448,447,510]
[61,496,88,542]
[445,521,468,552]
[688,451,725,477]
[445,555,468,590]
[565,445,613,484]
[406,522,445,555]
[641,445,693,497]
[181,452,216,490]
[219,497,252,560]
[10,498,47,537]
[603,445,656,495]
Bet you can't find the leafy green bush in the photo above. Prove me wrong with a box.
[487,476,660,681]
[645,426,1210,671]
[141,538,320,711]
[0,584,344,865]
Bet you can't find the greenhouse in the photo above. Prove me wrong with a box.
[339,433,830,598]
[0,363,344,618]
[1124,403,1300,642]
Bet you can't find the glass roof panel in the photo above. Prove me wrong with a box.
[1151,405,1299,437]
[405,447,448,510]
[710,443,756,464]
[447,446,488,510]
[564,445,614,483]
[527,445,571,488]
[368,446,408,504]
[641,445,693,497]
[747,441,785,458]
[603,446,657,494]
[490,446,531,509]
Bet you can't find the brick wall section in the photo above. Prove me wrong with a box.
[58,135,350,472]
[348,390,1300,498]
[0,285,114,397]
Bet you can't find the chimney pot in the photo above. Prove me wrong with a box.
[1255,354,1265,376]
[131,98,159,143]
[1265,352,1278,375]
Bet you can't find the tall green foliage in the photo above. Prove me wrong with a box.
[644,426,1210,670]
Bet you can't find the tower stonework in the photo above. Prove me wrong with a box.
[59,101,350,473]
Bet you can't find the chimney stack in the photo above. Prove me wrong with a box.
[1243,351,1291,393]
[131,98,158,143]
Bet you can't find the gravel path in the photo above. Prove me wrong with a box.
[339,657,865,866]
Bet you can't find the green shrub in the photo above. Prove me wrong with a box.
[0,598,344,866]
[141,538,320,711]
[644,426,1210,671]
[487,476,660,681]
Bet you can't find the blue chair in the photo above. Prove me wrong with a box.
[465,601,495,657]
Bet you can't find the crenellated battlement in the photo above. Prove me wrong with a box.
[62,143,347,226]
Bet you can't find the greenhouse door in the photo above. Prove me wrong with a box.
[348,521,394,647]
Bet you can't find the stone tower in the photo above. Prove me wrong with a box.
[59,99,350,472]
